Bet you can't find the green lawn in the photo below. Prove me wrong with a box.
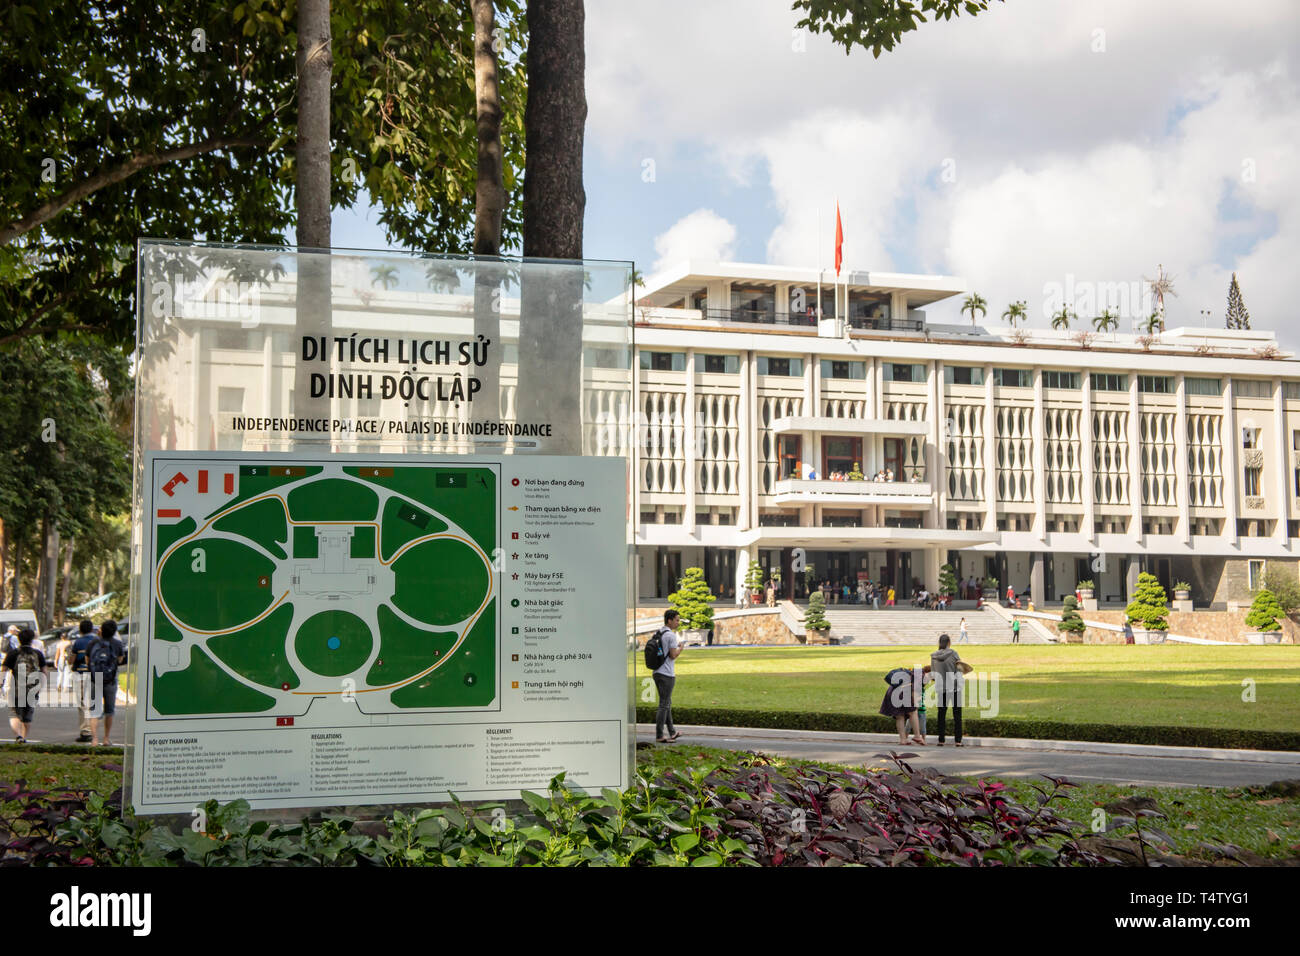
[660,645,1300,733]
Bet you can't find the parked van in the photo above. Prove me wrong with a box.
[0,609,40,653]
[0,609,38,636]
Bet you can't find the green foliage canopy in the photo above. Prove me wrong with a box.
[667,567,716,631]
[1125,572,1169,632]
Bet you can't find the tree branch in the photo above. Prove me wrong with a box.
[0,324,102,348]
[0,136,268,245]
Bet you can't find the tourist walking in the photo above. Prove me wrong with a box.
[69,620,98,743]
[650,610,683,743]
[1011,617,1021,643]
[886,586,895,607]
[765,578,776,608]
[87,619,127,747]
[959,617,969,643]
[3,628,48,743]
[930,634,967,747]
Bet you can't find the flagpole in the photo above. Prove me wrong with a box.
[816,206,822,321]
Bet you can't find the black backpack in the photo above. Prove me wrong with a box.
[14,646,42,694]
[644,627,670,671]
[88,638,119,681]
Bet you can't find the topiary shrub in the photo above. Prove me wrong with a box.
[804,591,830,631]
[744,560,765,593]
[668,567,716,630]
[1059,595,1086,635]
[939,563,958,597]
[1125,572,1168,632]
[1244,588,1284,632]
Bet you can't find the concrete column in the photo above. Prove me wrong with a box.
[890,291,906,325]
[1175,374,1191,545]
[865,355,878,419]
[929,360,944,531]
[737,352,752,531]
[983,363,997,532]
[734,547,752,607]
[1032,367,1047,539]
[632,343,642,531]
[684,348,697,534]
[1126,555,1141,603]
[191,327,206,449]
[262,332,276,451]
[1082,374,1095,544]
[1221,379,1240,547]
[1273,377,1290,548]
[1030,551,1045,607]
[1128,373,1143,545]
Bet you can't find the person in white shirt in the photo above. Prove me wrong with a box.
[653,610,684,743]
[959,618,969,643]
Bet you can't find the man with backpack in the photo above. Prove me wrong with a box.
[86,619,127,746]
[645,610,683,744]
[69,619,98,742]
[3,628,48,743]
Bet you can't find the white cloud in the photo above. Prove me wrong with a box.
[652,209,738,271]
[584,0,1300,347]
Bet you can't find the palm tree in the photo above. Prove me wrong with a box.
[1092,309,1119,335]
[370,264,399,290]
[1050,306,1073,331]
[1140,312,1162,336]
[961,293,987,327]
[1002,300,1028,328]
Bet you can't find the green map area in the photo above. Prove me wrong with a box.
[150,461,498,717]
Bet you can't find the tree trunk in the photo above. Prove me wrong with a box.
[0,519,7,607]
[98,559,106,598]
[518,0,586,454]
[46,526,60,628]
[294,0,334,424]
[472,0,505,424]
[11,537,20,608]
[59,536,74,625]
[296,0,333,252]
[472,0,505,257]
[34,518,48,626]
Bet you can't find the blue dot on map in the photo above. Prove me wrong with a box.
[327,636,341,650]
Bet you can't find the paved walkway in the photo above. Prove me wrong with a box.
[637,723,1300,788]
[17,702,1298,789]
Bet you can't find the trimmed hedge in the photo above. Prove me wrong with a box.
[0,742,124,757]
[635,706,1300,752]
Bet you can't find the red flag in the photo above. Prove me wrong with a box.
[834,203,844,276]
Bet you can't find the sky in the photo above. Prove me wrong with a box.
[335,0,1300,348]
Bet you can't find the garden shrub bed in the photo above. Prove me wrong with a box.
[635,707,1300,751]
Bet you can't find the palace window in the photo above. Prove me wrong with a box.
[1090,373,1127,391]
[820,359,866,380]
[1138,375,1174,394]
[1242,427,1259,449]
[696,353,739,374]
[992,368,1031,388]
[1186,377,1221,396]
[1244,467,1262,496]
[1042,370,1080,389]
[1248,560,1265,590]
[944,365,985,386]
[1286,382,1300,400]
[1235,379,1271,398]
[639,351,685,371]
[881,363,925,383]
[757,356,803,376]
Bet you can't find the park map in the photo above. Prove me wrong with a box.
[145,457,499,718]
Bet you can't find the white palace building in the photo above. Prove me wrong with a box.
[631,261,1300,608]
[151,250,1300,612]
